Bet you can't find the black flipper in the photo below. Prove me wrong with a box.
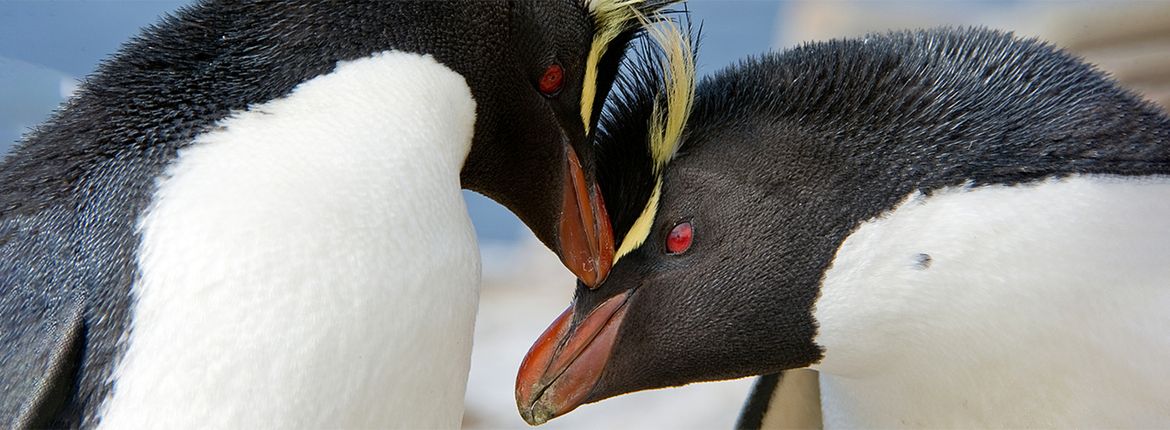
[736,374,781,430]
[2,296,85,429]
[736,370,822,430]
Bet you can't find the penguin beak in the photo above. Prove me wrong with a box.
[515,290,631,425]
[558,145,614,288]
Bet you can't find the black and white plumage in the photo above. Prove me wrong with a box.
[0,0,683,427]
[516,28,1170,427]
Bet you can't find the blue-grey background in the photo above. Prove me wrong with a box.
[0,0,785,249]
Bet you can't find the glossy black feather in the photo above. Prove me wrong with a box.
[685,28,1170,193]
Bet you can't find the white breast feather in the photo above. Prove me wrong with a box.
[99,51,481,429]
[812,175,1170,428]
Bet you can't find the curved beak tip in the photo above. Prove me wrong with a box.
[515,292,631,425]
[519,401,556,426]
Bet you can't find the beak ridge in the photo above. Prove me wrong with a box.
[558,146,614,288]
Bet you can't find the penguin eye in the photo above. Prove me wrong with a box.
[665,222,693,255]
[538,64,564,96]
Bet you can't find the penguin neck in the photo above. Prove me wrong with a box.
[810,175,1170,427]
[100,51,482,428]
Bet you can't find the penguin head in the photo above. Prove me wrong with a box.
[452,0,687,286]
[515,28,1170,423]
[514,47,824,425]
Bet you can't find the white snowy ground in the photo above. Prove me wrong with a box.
[463,237,754,429]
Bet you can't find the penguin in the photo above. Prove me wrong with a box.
[0,0,683,428]
[515,27,1170,427]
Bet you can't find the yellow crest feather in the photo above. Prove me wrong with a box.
[642,15,695,173]
[580,0,655,131]
[614,180,661,259]
[612,16,695,262]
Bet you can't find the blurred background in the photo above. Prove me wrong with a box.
[2,1,1168,428]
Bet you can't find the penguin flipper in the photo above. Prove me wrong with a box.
[1,293,86,430]
[736,369,823,430]
[737,373,781,429]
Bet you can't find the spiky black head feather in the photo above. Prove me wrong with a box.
[595,41,668,250]
[592,14,696,263]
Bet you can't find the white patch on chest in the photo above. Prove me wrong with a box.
[811,175,1170,428]
[99,51,481,429]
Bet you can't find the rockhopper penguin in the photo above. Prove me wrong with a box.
[515,28,1170,427]
[0,0,683,428]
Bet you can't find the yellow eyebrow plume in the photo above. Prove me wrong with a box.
[580,0,661,132]
[642,14,695,173]
[614,181,661,260]
[612,15,695,262]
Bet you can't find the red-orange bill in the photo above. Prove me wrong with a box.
[558,145,614,288]
[515,291,631,425]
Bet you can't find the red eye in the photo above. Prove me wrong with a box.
[538,64,564,96]
[666,222,693,254]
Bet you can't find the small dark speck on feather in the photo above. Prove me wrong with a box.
[914,253,932,269]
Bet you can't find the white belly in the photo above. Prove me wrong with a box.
[100,51,481,429]
[812,175,1170,428]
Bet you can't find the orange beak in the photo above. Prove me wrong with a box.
[515,291,631,425]
[558,145,614,288]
